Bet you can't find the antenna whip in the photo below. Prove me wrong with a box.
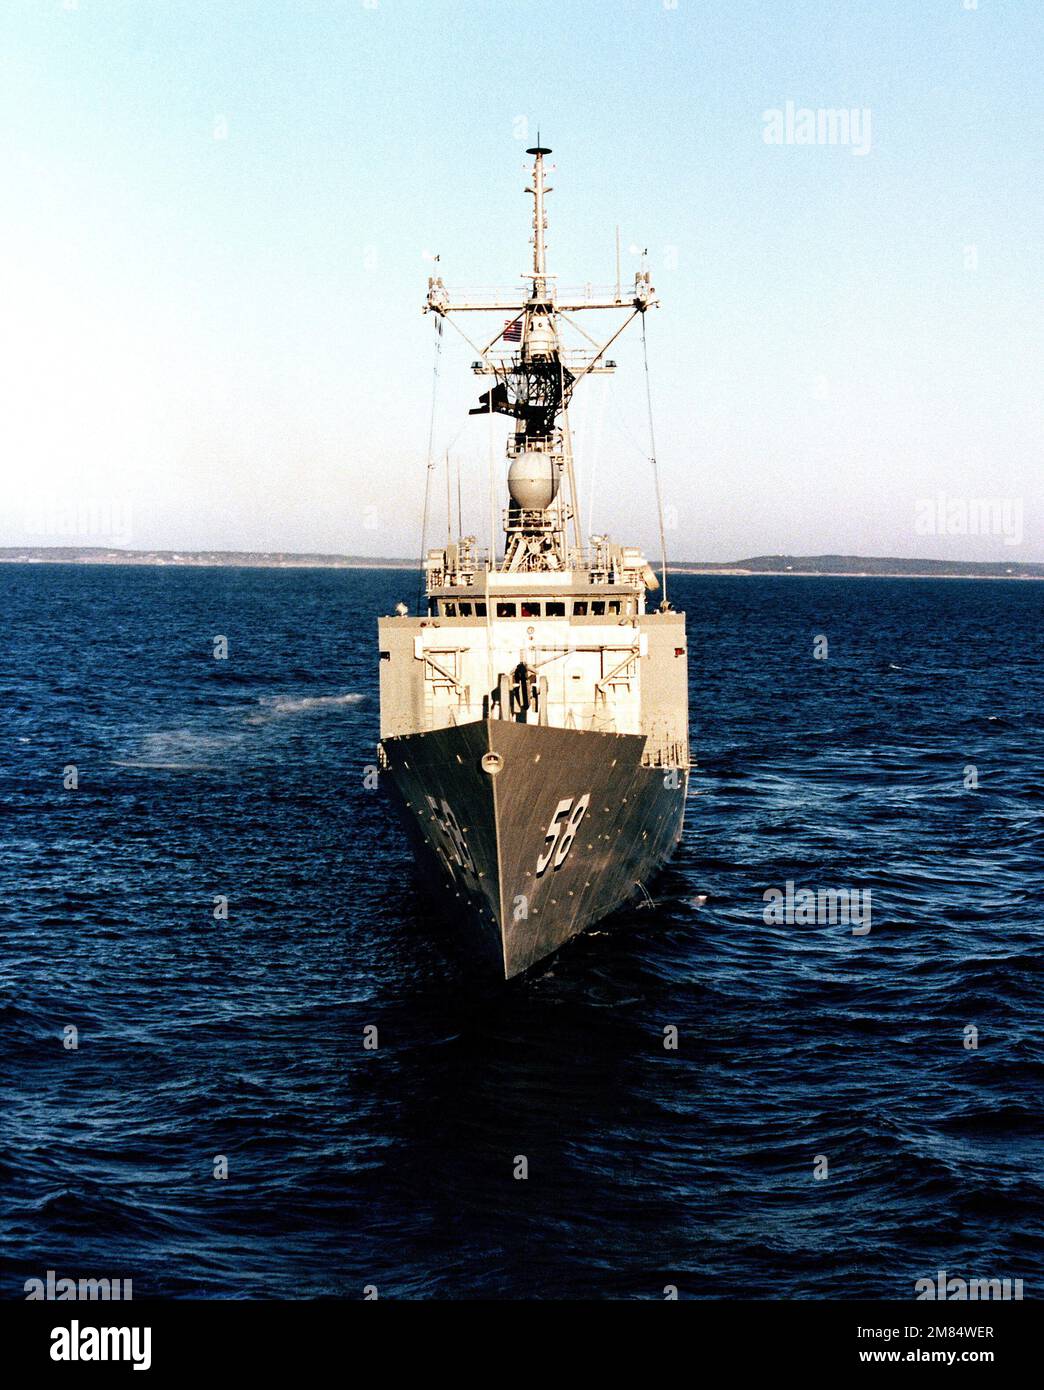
[416,315,444,613]
[640,311,669,607]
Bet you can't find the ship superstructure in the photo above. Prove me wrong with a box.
[378,145,689,978]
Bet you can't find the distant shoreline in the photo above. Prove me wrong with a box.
[0,548,1040,580]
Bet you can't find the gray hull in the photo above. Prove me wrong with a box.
[380,719,687,979]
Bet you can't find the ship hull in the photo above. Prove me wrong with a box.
[380,718,687,979]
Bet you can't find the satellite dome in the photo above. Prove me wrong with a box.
[507,452,558,510]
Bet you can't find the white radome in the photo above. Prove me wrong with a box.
[507,451,559,510]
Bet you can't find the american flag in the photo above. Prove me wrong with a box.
[503,317,522,342]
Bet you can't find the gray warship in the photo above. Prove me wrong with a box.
[378,145,689,979]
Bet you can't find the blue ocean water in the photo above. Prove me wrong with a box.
[2,564,1041,1300]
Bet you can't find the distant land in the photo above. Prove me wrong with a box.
[0,547,1040,578]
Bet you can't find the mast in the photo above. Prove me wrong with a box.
[423,145,659,578]
[529,142,551,295]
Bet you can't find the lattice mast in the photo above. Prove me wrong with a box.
[423,144,657,575]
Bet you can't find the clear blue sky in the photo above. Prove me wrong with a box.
[1,0,1040,560]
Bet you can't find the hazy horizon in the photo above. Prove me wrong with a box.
[1,1,1040,563]
[3,542,1041,574]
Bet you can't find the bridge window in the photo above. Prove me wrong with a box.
[607,600,621,615]
[496,602,516,617]
[520,601,540,618]
[458,602,472,616]
[545,601,565,617]
[591,600,606,615]
[572,600,588,615]
[444,602,456,616]
[475,602,487,616]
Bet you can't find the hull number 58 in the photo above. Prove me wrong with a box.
[536,794,591,876]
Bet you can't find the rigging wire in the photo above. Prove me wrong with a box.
[439,311,488,363]
[485,397,496,702]
[487,395,497,569]
[605,377,653,460]
[583,375,608,538]
[640,312,669,607]
[416,315,444,614]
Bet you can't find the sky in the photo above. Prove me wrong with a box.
[1,0,1041,562]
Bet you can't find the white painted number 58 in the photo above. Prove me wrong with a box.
[536,794,590,876]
